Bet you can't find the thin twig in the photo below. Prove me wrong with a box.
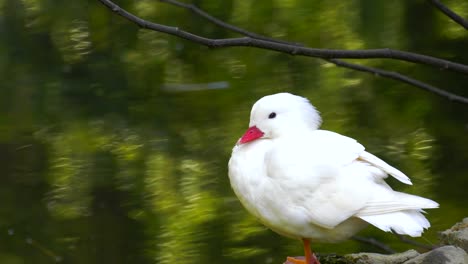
[156,0,308,59]
[353,236,396,254]
[158,0,304,46]
[98,0,468,104]
[156,0,468,104]
[98,0,468,75]
[393,232,438,251]
[428,0,468,30]
[328,59,468,104]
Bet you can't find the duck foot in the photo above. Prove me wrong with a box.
[284,255,320,264]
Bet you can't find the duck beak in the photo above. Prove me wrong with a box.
[238,126,265,144]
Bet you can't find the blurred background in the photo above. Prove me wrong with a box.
[1,0,468,263]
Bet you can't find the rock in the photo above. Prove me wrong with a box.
[403,245,467,264]
[282,218,468,264]
[284,255,349,264]
[440,218,468,252]
[345,250,419,264]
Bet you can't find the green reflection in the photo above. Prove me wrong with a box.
[0,0,466,263]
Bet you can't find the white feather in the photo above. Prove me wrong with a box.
[228,92,438,243]
[359,210,431,237]
[358,191,439,216]
[359,151,412,185]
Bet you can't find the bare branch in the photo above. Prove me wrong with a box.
[428,0,468,30]
[328,59,468,104]
[353,236,396,254]
[98,0,468,104]
[156,0,468,104]
[393,232,438,251]
[157,0,468,104]
[158,0,303,46]
[98,0,468,74]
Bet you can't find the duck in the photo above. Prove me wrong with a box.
[228,93,438,264]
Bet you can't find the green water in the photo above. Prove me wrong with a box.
[1,1,467,263]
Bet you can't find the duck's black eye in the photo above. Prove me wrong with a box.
[268,112,276,119]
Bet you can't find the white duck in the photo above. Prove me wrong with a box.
[228,93,438,264]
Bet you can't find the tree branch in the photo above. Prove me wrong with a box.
[158,0,303,46]
[157,0,468,104]
[328,59,468,104]
[393,232,438,251]
[98,0,468,104]
[98,0,468,74]
[428,0,468,30]
[353,235,396,254]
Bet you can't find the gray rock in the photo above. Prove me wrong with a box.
[440,218,468,252]
[345,250,420,264]
[283,219,468,264]
[403,246,468,264]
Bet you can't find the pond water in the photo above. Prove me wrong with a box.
[1,1,467,263]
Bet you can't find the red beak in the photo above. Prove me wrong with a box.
[239,126,264,144]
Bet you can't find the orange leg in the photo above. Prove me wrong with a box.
[284,238,320,264]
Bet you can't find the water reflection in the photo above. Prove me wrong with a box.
[1,0,467,263]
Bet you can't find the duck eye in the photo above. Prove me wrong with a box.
[268,112,276,119]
